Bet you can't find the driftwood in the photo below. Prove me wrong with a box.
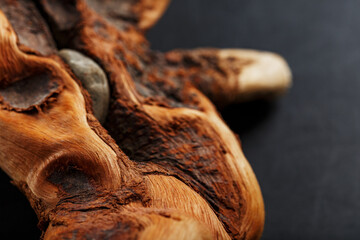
[0,0,291,239]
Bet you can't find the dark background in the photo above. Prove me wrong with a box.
[1,0,359,239]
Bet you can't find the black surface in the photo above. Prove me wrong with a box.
[1,0,359,239]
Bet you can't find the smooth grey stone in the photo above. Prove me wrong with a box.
[59,49,110,124]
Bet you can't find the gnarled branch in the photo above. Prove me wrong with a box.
[0,0,292,239]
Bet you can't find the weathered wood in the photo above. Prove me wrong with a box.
[0,0,292,239]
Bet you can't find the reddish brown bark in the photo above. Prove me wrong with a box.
[0,0,291,239]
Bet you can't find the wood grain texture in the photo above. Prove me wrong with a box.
[0,0,291,239]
